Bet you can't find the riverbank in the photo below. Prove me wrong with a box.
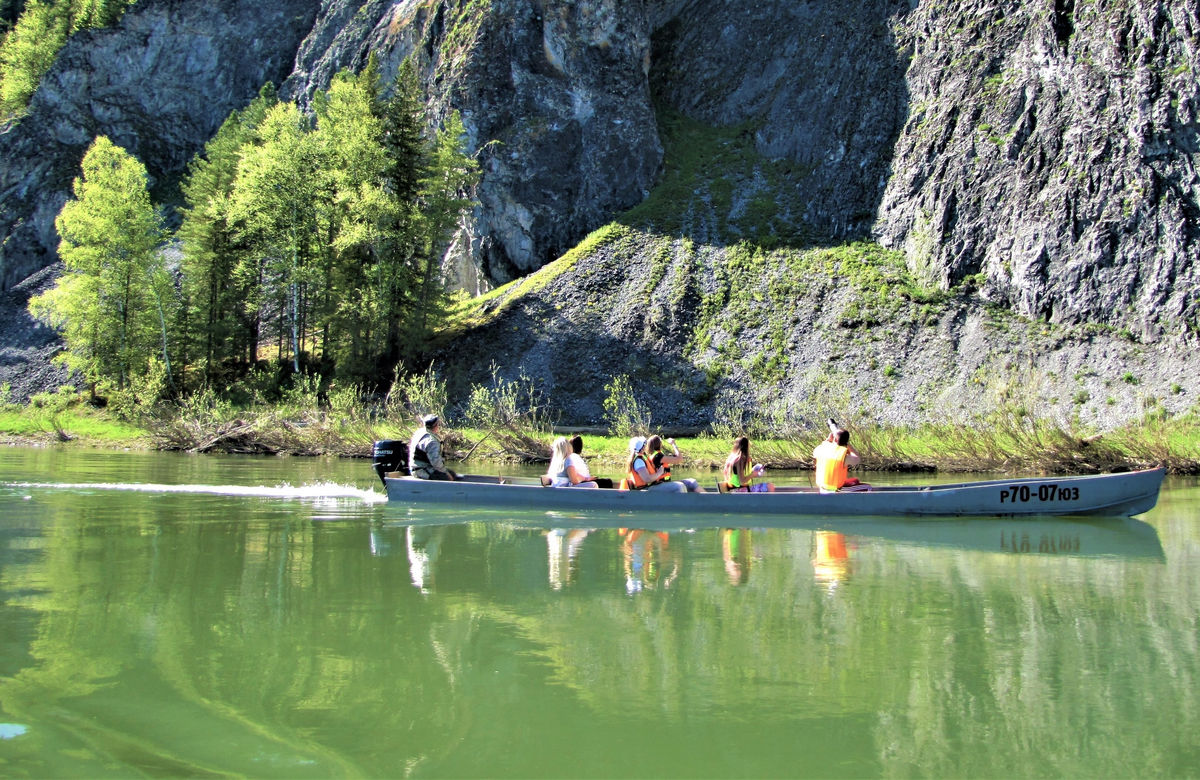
[2,403,1198,475]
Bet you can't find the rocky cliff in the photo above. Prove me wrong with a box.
[0,0,320,290]
[0,0,1197,426]
[876,0,1200,340]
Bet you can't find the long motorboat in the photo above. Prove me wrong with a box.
[374,440,1165,518]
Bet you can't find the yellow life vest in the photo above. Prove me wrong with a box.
[814,443,849,492]
[722,453,754,491]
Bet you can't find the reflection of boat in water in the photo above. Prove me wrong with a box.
[813,531,851,590]
[379,467,1166,518]
[383,505,1165,562]
[846,516,1164,560]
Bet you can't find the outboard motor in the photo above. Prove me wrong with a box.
[372,440,409,485]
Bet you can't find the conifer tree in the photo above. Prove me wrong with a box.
[68,0,127,32]
[372,60,434,371]
[230,102,321,374]
[1,0,29,33]
[409,110,479,346]
[178,84,278,384]
[313,69,397,383]
[0,0,67,116]
[0,0,133,116]
[29,136,170,395]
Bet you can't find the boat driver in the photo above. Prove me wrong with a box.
[408,414,458,481]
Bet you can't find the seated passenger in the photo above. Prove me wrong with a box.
[647,434,703,492]
[721,436,774,492]
[408,414,457,481]
[812,428,870,493]
[620,436,686,492]
[568,435,613,488]
[546,436,599,488]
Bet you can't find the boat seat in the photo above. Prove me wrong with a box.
[539,475,552,487]
[716,480,730,494]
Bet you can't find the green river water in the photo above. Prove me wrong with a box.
[0,446,1197,778]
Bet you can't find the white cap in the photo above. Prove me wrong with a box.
[629,436,647,452]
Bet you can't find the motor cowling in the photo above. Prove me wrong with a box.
[372,439,409,485]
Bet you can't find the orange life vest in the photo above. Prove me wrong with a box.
[620,454,652,490]
[814,443,849,492]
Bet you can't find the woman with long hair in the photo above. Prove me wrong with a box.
[546,436,598,488]
[621,436,685,492]
[721,436,774,492]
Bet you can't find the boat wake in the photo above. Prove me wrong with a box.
[4,480,388,505]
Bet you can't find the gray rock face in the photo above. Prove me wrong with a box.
[650,0,912,240]
[875,0,1200,338]
[0,264,72,403]
[0,0,319,291]
[282,0,663,287]
[0,0,1196,425]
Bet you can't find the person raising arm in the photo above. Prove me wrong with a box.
[812,425,869,493]
[621,437,685,492]
[648,434,703,492]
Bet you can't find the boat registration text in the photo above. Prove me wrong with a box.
[999,484,1081,504]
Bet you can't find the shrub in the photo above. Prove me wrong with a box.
[327,381,362,416]
[281,373,322,412]
[462,365,554,433]
[603,374,651,438]
[385,364,447,425]
[107,357,169,421]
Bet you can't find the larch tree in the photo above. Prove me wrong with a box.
[312,68,398,384]
[178,84,278,385]
[0,0,66,116]
[230,101,325,374]
[29,135,170,395]
[410,109,479,347]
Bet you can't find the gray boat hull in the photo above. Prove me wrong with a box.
[384,467,1166,518]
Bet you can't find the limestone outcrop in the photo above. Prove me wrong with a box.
[0,0,1196,425]
[876,0,1200,340]
[281,0,663,288]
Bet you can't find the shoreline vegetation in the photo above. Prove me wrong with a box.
[3,377,1198,476]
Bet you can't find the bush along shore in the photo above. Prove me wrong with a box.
[2,372,1199,475]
